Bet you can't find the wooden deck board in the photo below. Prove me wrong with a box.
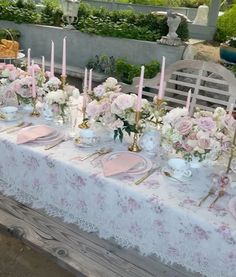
[0,194,202,277]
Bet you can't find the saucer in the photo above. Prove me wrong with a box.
[73,137,100,148]
[0,112,23,122]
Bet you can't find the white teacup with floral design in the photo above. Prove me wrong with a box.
[1,106,18,120]
[168,158,192,178]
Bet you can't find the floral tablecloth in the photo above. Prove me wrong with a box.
[0,118,236,277]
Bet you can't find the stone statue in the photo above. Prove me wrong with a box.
[166,10,181,40]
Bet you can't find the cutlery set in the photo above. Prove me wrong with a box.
[198,186,227,208]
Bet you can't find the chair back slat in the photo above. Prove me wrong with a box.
[120,60,236,114]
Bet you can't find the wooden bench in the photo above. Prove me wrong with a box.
[0,194,201,277]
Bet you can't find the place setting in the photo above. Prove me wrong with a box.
[15,124,65,149]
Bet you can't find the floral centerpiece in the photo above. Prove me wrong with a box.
[162,107,233,164]
[86,77,152,141]
[45,88,69,123]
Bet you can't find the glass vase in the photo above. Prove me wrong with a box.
[140,127,161,156]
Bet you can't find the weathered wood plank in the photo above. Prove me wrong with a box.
[0,194,202,277]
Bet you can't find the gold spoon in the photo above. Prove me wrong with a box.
[163,171,185,183]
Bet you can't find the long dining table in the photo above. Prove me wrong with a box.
[0,115,236,277]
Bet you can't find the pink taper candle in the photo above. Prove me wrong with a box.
[62,37,66,76]
[42,56,45,74]
[27,48,31,74]
[88,69,93,91]
[186,89,192,111]
[31,60,36,98]
[50,41,54,78]
[136,65,145,111]
[157,56,166,100]
[83,68,88,108]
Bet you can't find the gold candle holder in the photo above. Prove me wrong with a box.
[128,111,142,152]
[78,107,89,129]
[61,75,67,90]
[226,128,236,174]
[30,98,40,117]
[153,98,167,129]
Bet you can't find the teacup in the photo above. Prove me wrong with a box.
[78,128,100,146]
[1,106,18,120]
[168,158,192,178]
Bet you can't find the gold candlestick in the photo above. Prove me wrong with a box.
[61,75,67,90]
[128,111,142,152]
[226,128,236,174]
[153,98,167,129]
[78,107,89,129]
[30,98,40,117]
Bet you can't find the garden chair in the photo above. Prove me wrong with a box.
[121,59,236,115]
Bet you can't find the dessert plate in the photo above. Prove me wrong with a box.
[101,151,152,175]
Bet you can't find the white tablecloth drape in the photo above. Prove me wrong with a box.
[0,118,236,277]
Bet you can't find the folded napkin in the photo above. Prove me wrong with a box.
[102,152,142,177]
[228,196,236,219]
[17,125,54,144]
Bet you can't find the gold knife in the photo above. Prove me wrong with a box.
[134,167,159,185]
[44,138,65,150]
[6,122,33,134]
[0,122,24,133]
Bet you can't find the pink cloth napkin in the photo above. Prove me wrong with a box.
[102,153,142,177]
[17,125,54,144]
[228,196,236,219]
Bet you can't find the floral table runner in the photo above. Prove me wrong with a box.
[0,118,236,277]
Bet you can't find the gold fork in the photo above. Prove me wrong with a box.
[209,187,226,208]
[198,187,215,207]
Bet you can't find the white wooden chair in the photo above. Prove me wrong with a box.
[121,60,236,115]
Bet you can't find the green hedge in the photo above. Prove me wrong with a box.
[87,55,160,84]
[0,1,189,42]
[215,4,236,42]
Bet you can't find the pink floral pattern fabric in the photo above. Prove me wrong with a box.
[0,120,236,277]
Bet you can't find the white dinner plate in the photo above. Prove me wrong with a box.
[34,132,65,145]
[36,129,60,142]
[101,151,152,175]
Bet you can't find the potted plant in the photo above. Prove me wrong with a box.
[220,37,236,63]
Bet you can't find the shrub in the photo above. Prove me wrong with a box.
[0,0,40,24]
[215,4,236,42]
[87,55,160,84]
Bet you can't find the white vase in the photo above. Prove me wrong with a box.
[140,128,161,156]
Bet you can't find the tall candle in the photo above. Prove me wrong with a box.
[88,69,93,92]
[186,89,192,111]
[83,68,88,108]
[31,60,36,98]
[158,56,166,100]
[50,41,54,78]
[27,48,31,74]
[136,65,145,111]
[62,37,66,76]
[228,103,234,117]
[42,56,45,74]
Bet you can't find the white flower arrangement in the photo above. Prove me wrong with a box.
[45,89,67,105]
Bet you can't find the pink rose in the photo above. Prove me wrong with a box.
[198,138,210,149]
[111,119,124,130]
[198,117,216,133]
[175,118,192,135]
[182,142,193,152]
